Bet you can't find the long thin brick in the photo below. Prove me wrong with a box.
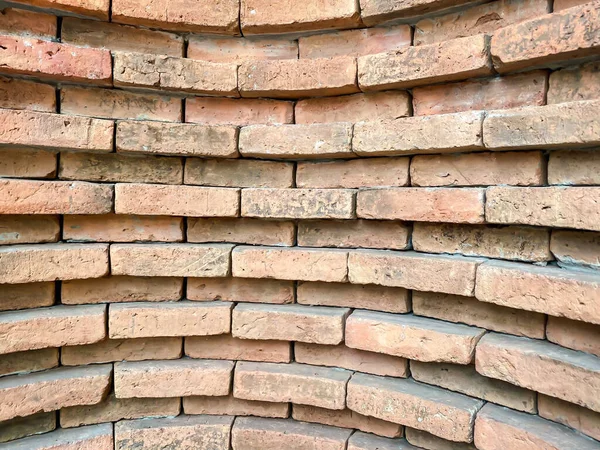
[538,394,600,442]
[0,412,56,444]
[186,97,294,125]
[184,395,289,418]
[547,61,600,104]
[188,218,294,246]
[405,429,476,450]
[188,35,297,62]
[185,334,291,363]
[349,432,420,450]
[359,0,480,24]
[0,149,56,179]
[185,158,293,188]
[0,76,55,112]
[0,348,58,378]
[0,282,54,312]
[551,229,600,270]
[545,316,600,357]
[0,423,113,450]
[0,215,59,245]
[0,8,57,39]
[548,149,600,186]
[9,0,110,19]
[187,277,294,304]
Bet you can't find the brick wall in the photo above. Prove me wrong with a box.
[0,0,599,448]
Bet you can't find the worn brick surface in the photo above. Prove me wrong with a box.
[0,8,57,39]
[0,348,58,378]
[0,76,55,112]
[0,149,56,179]
[1,423,114,449]
[551,229,600,270]
[188,218,294,246]
[548,149,600,186]
[0,282,54,312]
[186,97,293,125]
[405,429,476,450]
[0,412,56,444]
[538,394,600,442]
[187,277,294,304]
[0,215,59,245]
[10,0,110,19]
[188,35,297,62]
[546,316,600,357]
[184,395,289,418]
[186,334,291,363]
[185,158,293,188]
[548,61,600,104]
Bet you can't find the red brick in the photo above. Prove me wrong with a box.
[553,0,590,10]
[548,149,600,185]
[0,412,56,444]
[350,432,420,450]
[538,394,600,441]
[491,2,600,72]
[232,303,349,344]
[184,395,289,418]
[0,8,57,39]
[186,97,293,125]
[0,35,111,84]
[188,218,293,246]
[551,229,600,270]
[0,149,56,179]
[546,316,600,357]
[0,348,58,377]
[187,277,294,304]
[115,184,239,217]
[109,301,232,339]
[405,429,476,450]
[359,0,480,24]
[185,158,293,188]
[0,215,59,245]
[0,282,54,312]
[1,423,113,449]
[548,61,600,104]
[9,0,110,20]
[185,334,291,363]
[188,35,297,62]
[239,57,358,98]
[0,76,55,112]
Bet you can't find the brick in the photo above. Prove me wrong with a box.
[0,282,54,312]
[61,17,183,56]
[0,365,111,422]
[353,111,485,156]
[349,432,419,450]
[414,0,550,46]
[551,229,600,270]
[188,35,297,62]
[538,394,600,441]
[484,100,600,150]
[116,120,238,157]
[359,0,480,24]
[188,218,294,246]
[239,57,358,98]
[232,417,352,450]
[297,281,410,313]
[405,428,476,450]
[297,158,409,188]
[548,149,600,185]
[109,301,232,339]
[185,158,293,188]
[233,246,349,282]
[0,215,59,245]
[242,189,355,219]
[0,35,111,84]
[115,416,233,449]
[0,348,58,377]
[412,223,551,262]
[66,215,182,243]
[347,372,484,442]
[62,337,182,365]
[232,303,349,344]
[113,52,238,96]
[0,76,55,112]
[187,97,293,126]
[413,291,546,339]
[115,184,239,217]
[62,276,183,304]
[186,334,291,363]
[0,243,109,284]
[554,0,590,9]
[0,149,56,179]
[9,0,109,19]
[61,393,180,428]
[476,333,600,412]
[0,304,105,354]
[486,186,600,231]
[349,250,483,296]
[0,8,56,39]
[184,395,289,418]
[358,34,492,91]
[187,277,294,304]
[346,310,485,364]
[474,403,600,450]
[61,86,181,122]
[476,260,600,324]
[546,316,600,358]
[295,343,408,377]
[234,361,351,409]
[0,412,56,444]
[114,359,233,398]
[491,2,600,72]
[548,61,600,104]
[0,423,113,450]
[293,405,403,438]
[0,109,113,152]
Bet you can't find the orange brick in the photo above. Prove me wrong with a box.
[0,282,54,312]
[350,432,418,450]
[548,61,600,104]
[548,149,600,185]
[188,35,297,62]
[551,229,600,270]
[538,395,600,441]
[553,0,590,9]
[186,97,293,125]
[187,277,294,304]
[185,334,291,363]
[0,76,55,112]
[0,412,56,444]
[185,158,293,188]
[0,348,58,377]
[546,316,600,357]
[406,428,476,450]
[0,8,57,39]
[0,215,59,245]
[360,0,479,25]
[0,149,56,179]
[9,0,109,19]
[3,424,113,449]
[184,395,289,418]
[188,218,294,246]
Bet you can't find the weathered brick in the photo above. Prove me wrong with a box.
[486,186,600,231]
[405,428,476,450]
[0,282,54,312]
[61,17,183,56]
[548,61,600,104]
[234,361,351,409]
[109,301,232,339]
[186,97,293,126]
[474,403,600,450]
[0,215,59,246]
[358,34,492,91]
[188,277,293,304]
[538,394,600,441]
[551,229,600,270]
[62,337,182,365]
[239,57,358,98]
[349,432,420,450]
[62,276,183,304]
[0,243,109,284]
[188,35,297,62]
[347,372,484,442]
[114,359,233,398]
[349,250,483,296]
[185,334,291,363]
[185,158,293,188]
[413,291,546,339]
[359,0,480,24]
[476,260,600,324]
[476,333,600,412]
[115,184,239,217]
[0,423,113,449]
[0,76,55,112]
[412,223,551,262]
[0,412,56,444]
[553,0,589,9]
[546,316,600,357]
[9,0,110,19]
[297,158,409,188]
[0,365,111,422]
[184,395,289,418]
[346,310,485,364]
[0,348,58,377]
[0,8,56,39]
[297,281,410,313]
[232,303,349,344]
[353,111,485,156]
[233,246,349,282]
[491,2,600,72]
[188,218,294,246]
[113,51,238,96]
[0,149,56,179]
[548,149,600,185]
[295,343,408,377]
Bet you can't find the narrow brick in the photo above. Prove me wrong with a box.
[548,61,600,104]
[234,361,351,410]
[109,301,232,339]
[185,158,293,188]
[0,412,56,444]
[413,291,546,339]
[188,218,294,246]
[0,423,113,449]
[0,282,54,312]
[553,0,590,9]
[349,432,420,450]
[232,303,349,345]
[349,250,483,296]
[185,334,291,363]
[188,35,297,62]
[546,316,600,357]
[0,76,55,112]
[0,149,56,179]
[347,372,484,442]
[187,277,294,304]
[0,8,56,39]
[9,0,109,19]
[186,97,293,125]
[551,229,600,270]
[233,246,348,282]
[538,394,600,442]
[476,333,600,412]
[0,215,59,245]
[114,359,233,398]
[0,348,58,377]
[359,0,480,24]
[476,260,600,324]
[405,428,476,450]
[184,395,289,418]
[548,149,600,185]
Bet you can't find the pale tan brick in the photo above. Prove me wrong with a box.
[0,149,56,179]
[185,158,293,188]
[187,277,294,304]
[232,303,349,345]
[359,0,479,25]
[186,97,293,125]
[188,35,297,62]
[10,0,110,20]
[109,301,232,339]
[114,359,233,398]
[0,76,55,112]
[548,149,600,185]
[551,229,600,270]
[188,218,294,246]
[546,316,600,358]
[1,423,113,449]
[0,215,59,245]
[0,8,56,39]
[0,348,58,377]
[538,394,600,441]
[185,334,291,363]
[350,432,421,450]
[0,282,54,312]
[553,0,589,9]
[406,428,476,450]
[0,412,56,444]
[548,61,600,104]
[184,395,289,418]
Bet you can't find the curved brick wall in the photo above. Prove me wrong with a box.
[0,0,599,448]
